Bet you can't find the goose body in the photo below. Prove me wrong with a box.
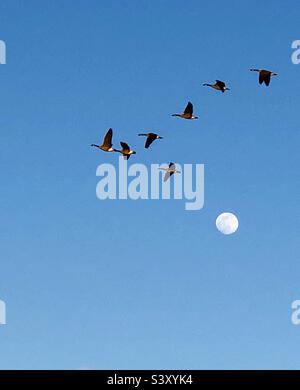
[91,128,117,152]
[116,142,136,160]
[138,132,163,149]
[250,69,278,86]
[172,101,198,120]
[159,162,181,182]
[203,80,230,93]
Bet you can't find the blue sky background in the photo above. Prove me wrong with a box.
[0,0,299,369]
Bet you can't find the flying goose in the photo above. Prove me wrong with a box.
[138,132,163,149]
[116,142,136,160]
[172,101,198,120]
[250,69,278,86]
[91,128,117,152]
[203,80,230,93]
[159,162,181,182]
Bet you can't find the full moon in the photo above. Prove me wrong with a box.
[216,212,239,235]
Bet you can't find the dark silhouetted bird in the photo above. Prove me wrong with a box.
[159,162,181,182]
[172,101,198,120]
[203,80,230,93]
[250,69,278,86]
[116,142,136,160]
[91,128,117,152]
[138,132,163,149]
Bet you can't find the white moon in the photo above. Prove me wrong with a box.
[216,212,239,235]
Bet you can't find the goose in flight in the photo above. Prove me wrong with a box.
[203,80,230,93]
[117,142,136,160]
[159,162,181,182]
[138,132,163,149]
[250,69,278,86]
[172,101,198,120]
[91,128,117,152]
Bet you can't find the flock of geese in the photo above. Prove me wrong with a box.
[91,68,278,181]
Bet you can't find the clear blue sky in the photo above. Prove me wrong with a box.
[0,0,299,369]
